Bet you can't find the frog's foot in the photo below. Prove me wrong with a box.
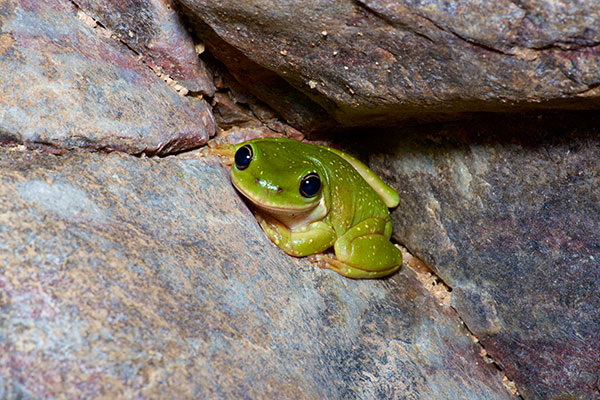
[198,142,236,165]
[255,213,285,248]
[308,253,400,279]
[256,214,336,257]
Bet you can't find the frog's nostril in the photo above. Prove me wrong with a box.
[255,178,260,184]
[277,187,283,193]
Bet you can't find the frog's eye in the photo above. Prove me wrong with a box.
[234,145,253,170]
[300,173,321,198]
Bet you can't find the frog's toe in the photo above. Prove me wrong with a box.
[308,254,396,279]
[307,253,332,269]
[309,254,345,273]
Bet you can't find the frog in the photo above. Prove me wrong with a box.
[222,137,402,279]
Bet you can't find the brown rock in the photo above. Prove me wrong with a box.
[190,19,335,132]
[211,91,257,128]
[179,0,600,130]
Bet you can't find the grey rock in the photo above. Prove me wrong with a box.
[0,0,215,155]
[0,148,512,399]
[75,0,215,95]
[372,112,600,400]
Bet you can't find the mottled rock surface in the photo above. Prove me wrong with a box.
[1,0,597,398]
[207,57,309,138]
[372,112,600,400]
[190,21,335,132]
[75,0,214,95]
[0,0,215,155]
[0,148,513,399]
[180,0,600,130]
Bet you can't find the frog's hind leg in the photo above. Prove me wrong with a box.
[309,217,403,279]
[309,253,401,279]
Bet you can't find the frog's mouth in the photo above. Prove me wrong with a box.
[232,180,328,229]
[232,180,318,214]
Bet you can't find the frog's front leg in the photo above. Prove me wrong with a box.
[310,217,402,279]
[255,213,336,257]
[198,143,236,165]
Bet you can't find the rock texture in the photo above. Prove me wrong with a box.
[207,57,309,138]
[0,0,215,155]
[1,0,598,398]
[75,0,215,95]
[191,22,335,133]
[180,0,600,130]
[371,112,600,400]
[0,148,513,399]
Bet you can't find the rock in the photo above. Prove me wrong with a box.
[371,112,600,400]
[179,0,600,130]
[207,56,313,136]
[190,20,335,132]
[75,0,215,95]
[0,0,215,155]
[1,1,594,397]
[0,147,513,399]
[211,91,257,128]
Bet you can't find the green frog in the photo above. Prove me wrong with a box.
[226,137,402,279]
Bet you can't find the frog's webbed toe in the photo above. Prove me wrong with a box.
[308,253,400,279]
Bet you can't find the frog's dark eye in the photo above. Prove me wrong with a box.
[300,173,321,198]
[234,145,253,170]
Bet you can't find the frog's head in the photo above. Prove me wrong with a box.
[230,139,328,227]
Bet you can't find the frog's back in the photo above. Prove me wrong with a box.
[302,142,392,231]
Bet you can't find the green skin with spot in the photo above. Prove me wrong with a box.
[231,138,402,279]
